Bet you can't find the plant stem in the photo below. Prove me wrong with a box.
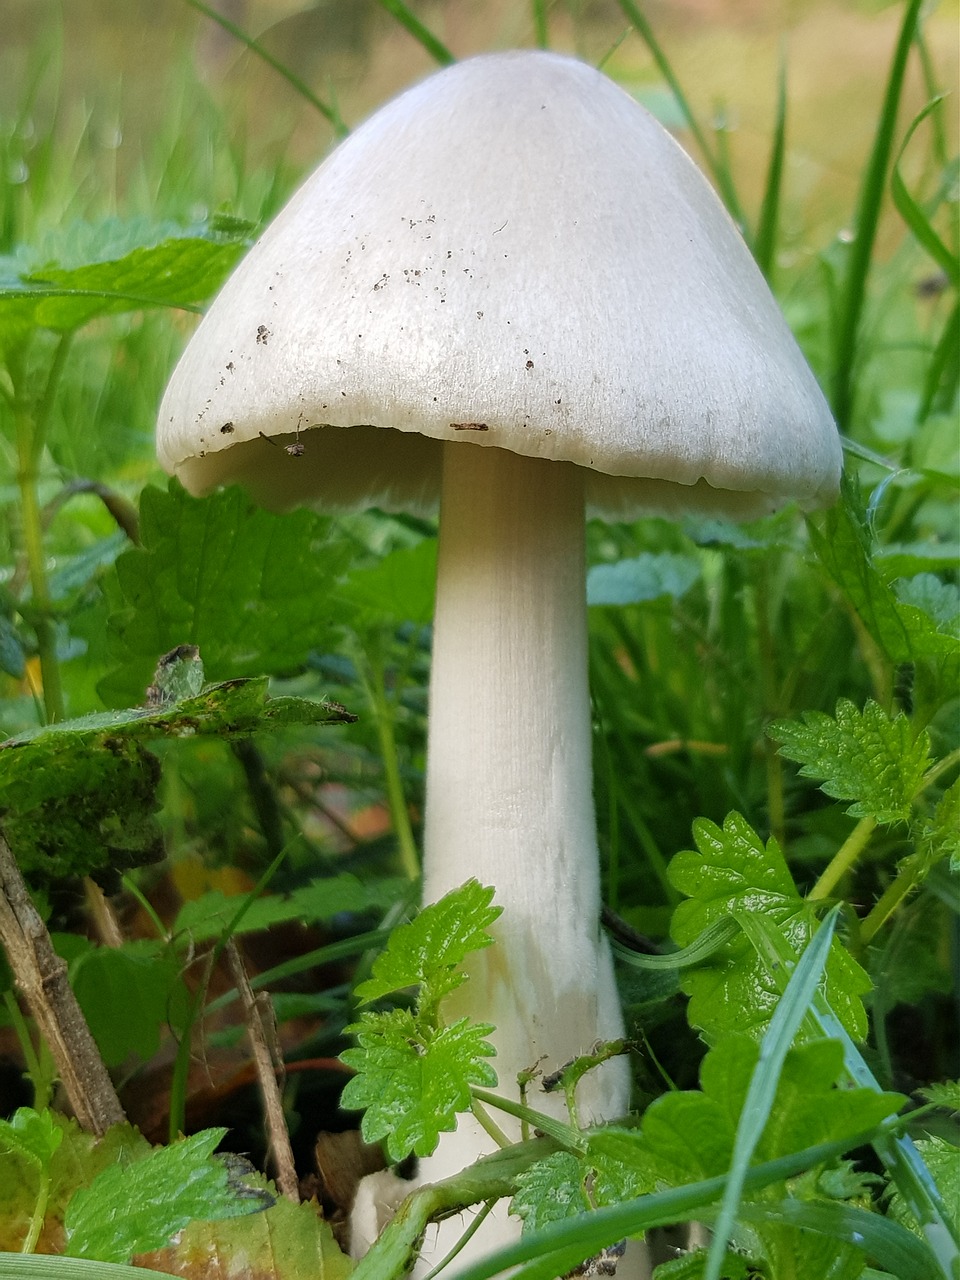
[0,831,124,1135]
[807,815,877,901]
[470,1098,511,1150]
[351,1140,556,1280]
[363,648,420,881]
[13,333,73,724]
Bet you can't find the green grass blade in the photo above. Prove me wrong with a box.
[831,0,924,431]
[918,298,959,421]
[375,0,455,65]
[184,0,347,134]
[616,0,745,226]
[532,0,549,49]
[737,1199,937,1280]
[753,53,788,281]
[891,97,959,286]
[611,915,740,969]
[451,1119,914,1280]
[742,912,960,1277]
[0,1262,180,1280]
[703,906,841,1280]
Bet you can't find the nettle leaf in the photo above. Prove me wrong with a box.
[64,1128,252,1263]
[0,1116,150,1253]
[895,574,960,631]
[354,879,501,1007]
[586,552,700,606]
[586,1038,901,1204]
[668,813,870,1042]
[810,492,958,662]
[340,1008,497,1160]
[100,480,349,707]
[136,1185,351,1278]
[511,1151,589,1234]
[0,1108,63,1168]
[916,778,960,869]
[0,675,352,882]
[0,216,250,342]
[919,1081,960,1111]
[769,699,931,824]
[173,873,405,943]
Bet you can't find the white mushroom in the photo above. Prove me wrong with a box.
[158,50,841,1274]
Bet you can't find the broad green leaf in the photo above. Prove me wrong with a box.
[354,879,501,1007]
[0,1109,63,1168]
[668,813,870,1042]
[511,1152,588,1234]
[757,1040,903,1163]
[0,675,351,882]
[64,1129,251,1262]
[587,553,699,606]
[0,216,250,343]
[70,942,188,1067]
[339,539,437,626]
[100,481,349,707]
[769,699,931,824]
[340,1008,497,1159]
[587,1038,901,1216]
[173,873,405,943]
[653,1249,752,1280]
[135,1181,351,1277]
[0,1117,150,1253]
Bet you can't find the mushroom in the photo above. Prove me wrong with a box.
[157,51,841,1272]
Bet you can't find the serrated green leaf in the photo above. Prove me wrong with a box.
[809,492,958,662]
[895,575,960,631]
[511,1151,588,1234]
[769,699,931,824]
[0,217,249,341]
[0,1109,63,1168]
[668,813,870,1042]
[919,1081,960,1111]
[0,1117,150,1252]
[587,553,700,606]
[917,779,960,868]
[173,873,403,944]
[340,1008,497,1159]
[99,480,349,707]
[64,1128,251,1263]
[354,880,501,1007]
[136,1180,351,1278]
[0,676,350,882]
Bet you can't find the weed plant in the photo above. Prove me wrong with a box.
[0,2,956,1278]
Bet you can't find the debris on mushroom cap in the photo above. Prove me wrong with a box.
[158,50,841,521]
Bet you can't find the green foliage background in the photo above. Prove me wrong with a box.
[0,0,956,1276]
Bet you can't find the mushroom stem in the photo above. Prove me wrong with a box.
[421,440,629,1172]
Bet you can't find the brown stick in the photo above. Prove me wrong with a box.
[225,939,299,1201]
[0,831,125,1134]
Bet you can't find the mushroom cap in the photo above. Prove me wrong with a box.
[158,50,841,520]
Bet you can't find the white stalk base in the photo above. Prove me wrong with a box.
[415,443,634,1274]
